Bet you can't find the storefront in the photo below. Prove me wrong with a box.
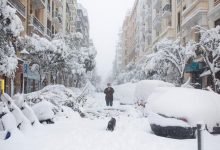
[23,63,40,94]
[185,61,205,88]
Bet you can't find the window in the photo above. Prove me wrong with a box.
[195,32,201,43]
[177,12,181,33]
[183,5,186,11]
[214,18,220,27]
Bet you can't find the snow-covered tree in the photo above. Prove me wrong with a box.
[0,0,23,77]
[113,39,195,85]
[153,39,194,83]
[194,26,220,91]
[22,34,67,86]
[55,32,97,88]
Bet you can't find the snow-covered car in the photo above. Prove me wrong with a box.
[134,80,174,106]
[32,101,58,124]
[147,87,220,139]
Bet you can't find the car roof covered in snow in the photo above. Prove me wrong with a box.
[147,87,220,126]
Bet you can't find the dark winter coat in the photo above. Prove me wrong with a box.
[104,87,114,101]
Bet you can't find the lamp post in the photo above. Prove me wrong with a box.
[20,49,30,93]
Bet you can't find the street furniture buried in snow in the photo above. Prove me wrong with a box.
[0,79,5,96]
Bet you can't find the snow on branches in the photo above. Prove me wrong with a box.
[20,32,97,88]
[193,26,220,91]
[114,39,195,85]
[22,34,67,83]
[0,0,24,77]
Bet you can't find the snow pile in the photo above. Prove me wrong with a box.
[32,101,56,122]
[114,82,136,105]
[148,87,220,131]
[134,80,174,105]
[25,85,87,118]
[25,85,77,107]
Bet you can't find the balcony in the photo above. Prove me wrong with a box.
[47,28,52,38]
[208,0,220,21]
[152,0,161,10]
[182,0,208,29]
[8,0,26,18]
[54,0,62,7]
[215,0,220,6]
[29,16,44,34]
[153,15,162,30]
[32,0,45,9]
[162,3,171,18]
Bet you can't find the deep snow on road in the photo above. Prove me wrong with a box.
[1,93,220,150]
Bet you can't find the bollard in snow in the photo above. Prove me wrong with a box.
[197,124,202,150]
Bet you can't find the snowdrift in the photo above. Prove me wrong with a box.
[114,82,136,105]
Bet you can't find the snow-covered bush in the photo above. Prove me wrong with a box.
[0,0,23,77]
[24,85,86,116]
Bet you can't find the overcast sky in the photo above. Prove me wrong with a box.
[78,0,135,84]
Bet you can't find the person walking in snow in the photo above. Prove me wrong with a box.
[104,83,114,107]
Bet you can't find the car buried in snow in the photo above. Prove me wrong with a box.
[147,87,220,139]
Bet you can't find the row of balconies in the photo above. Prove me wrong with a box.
[8,0,26,17]
[214,0,220,6]
[32,0,45,9]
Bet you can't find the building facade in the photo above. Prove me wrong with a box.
[4,0,78,96]
[76,3,90,47]
[116,0,220,88]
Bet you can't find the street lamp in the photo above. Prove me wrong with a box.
[20,48,30,93]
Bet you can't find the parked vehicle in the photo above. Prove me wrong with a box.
[147,87,220,139]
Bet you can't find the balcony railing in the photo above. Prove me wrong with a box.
[152,0,161,10]
[30,16,44,34]
[32,0,45,9]
[162,4,171,18]
[47,28,52,38]
[8,0,25,17]
[54,0,63,7]
[153,15,162,29]
[214,0,220,6]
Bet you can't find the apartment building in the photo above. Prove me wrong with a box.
[122,0,139,67]
[76,3,90,47]
[151,0,176,46]
[180,0,209,45]
[4,0,78,95]
[144,0,152,54]
[208,0,220,28]
[62,0,77,35]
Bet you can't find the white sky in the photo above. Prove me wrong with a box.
[78,0,135,83]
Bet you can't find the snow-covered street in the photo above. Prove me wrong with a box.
[1,92,220,150]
